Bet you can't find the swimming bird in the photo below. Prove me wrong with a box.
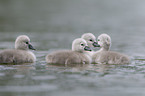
[81,33,98,57]
[0,35,36,64]
[45,38,92,64]
[92,34,130,64]
[81,33,98,48]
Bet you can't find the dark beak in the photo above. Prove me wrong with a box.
[84,46,92,51]
[28,44,36,50]
[93,42,100,47]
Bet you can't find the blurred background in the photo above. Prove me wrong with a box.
[0,0,145,33]
[0,0,145,52]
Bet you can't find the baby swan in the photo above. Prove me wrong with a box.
[81,33,98,57]
[0,35,36,64]
[92,34,130,64]
[45,38,92,64]
[81,33,98,48]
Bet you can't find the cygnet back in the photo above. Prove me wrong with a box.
[46,38,92,64]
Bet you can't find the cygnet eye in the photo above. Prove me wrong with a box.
[26,42,29,44]
[81,43,84,46]
[89,39,93,41]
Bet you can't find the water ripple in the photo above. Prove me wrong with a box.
[0,85,57,92]
[32,75,57,80]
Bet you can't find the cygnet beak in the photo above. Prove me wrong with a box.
[93,42,100,47]
[84,46,92,51]
[28,44,36,50]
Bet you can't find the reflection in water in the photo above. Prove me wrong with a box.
[46,63,90,72]
[46,63,117,74]
[0,63,35,78]
[13,63,35,74]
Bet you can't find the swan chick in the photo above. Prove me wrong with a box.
[0,35,36,64]
[81,33,99,57]
[46,38,92,64]
[81,33,98,48]
[92,34,130,64]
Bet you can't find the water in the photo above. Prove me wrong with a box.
[1,0,145,96]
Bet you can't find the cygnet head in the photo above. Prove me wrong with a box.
[97,34,111,51]
[15,35,35,50]
[72,38,92,52]
[81,33,98,48]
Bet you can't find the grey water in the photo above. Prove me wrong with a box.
[1,0,145,96]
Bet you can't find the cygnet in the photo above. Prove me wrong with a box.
[81,33,98,48]
[0,35,36,64]
[92,34,130,64]
[81,33,98,57]
[45,38,92,64]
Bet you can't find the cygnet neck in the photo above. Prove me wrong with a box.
[100,45,110,51]
[15,45,28,50]
[15,47,27,50]
[73,49,83,53]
